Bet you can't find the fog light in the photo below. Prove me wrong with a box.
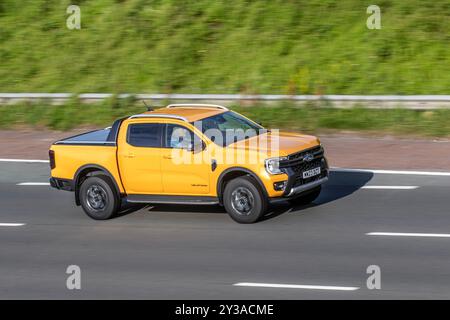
[273,181,287,191]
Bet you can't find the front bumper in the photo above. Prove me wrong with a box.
[269,146,329,202]
[269,173,328,204]
[285,175,328,197]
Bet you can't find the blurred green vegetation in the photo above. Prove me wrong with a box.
[2,100,450,137]
[0,0,448,94]
[233,103,450,137]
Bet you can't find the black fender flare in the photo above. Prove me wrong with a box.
[216,167,269,204]
[73,164,122,206]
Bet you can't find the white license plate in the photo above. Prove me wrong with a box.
[302,167,321,179]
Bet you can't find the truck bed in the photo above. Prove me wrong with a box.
[54,128,115,146]
[50,119,126,193]
[54,117,125,146]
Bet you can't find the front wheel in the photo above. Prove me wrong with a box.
[79,176,120,220]
[223,176,268,224]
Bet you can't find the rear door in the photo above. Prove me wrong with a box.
[118,122,164,194]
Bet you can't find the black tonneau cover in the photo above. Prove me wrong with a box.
[53,117,127,146]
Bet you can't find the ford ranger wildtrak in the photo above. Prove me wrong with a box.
[49,104,329,223]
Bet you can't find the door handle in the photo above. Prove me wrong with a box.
[126,153,135,158]
[163,155,172,160]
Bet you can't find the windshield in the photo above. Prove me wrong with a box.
[192,111,267,146]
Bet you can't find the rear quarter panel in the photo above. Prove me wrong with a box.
[50,145,123,192]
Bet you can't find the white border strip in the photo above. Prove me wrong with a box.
[0,159,49,163]
[367,232,450,238]
[233,282,359,291]
[333,167,450,176]
[0,223,25,227]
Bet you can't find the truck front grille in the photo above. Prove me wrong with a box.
[280,146,328,188]
[293,162,328,187]
[288,145,324,162]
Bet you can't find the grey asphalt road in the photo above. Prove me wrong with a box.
[1,162,450,299]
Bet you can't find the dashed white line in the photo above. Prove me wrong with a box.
[361,186,419,190]
[0,223,26,227]
[17,182,50,186]
[367,232,450,238]
[333,168,450,176]
[233,282,359,291]
[0,159,49,163]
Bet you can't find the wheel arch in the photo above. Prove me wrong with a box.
[216,167,268,205]
[73,164,122,206]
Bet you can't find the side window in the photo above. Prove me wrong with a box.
[127,123,162,147]
[165,124,195,149]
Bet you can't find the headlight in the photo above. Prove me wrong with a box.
[265,157,287,175]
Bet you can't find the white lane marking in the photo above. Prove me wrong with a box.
[17,182,50,186]
[0,159,49,163]
[233,282,359,291]
[0,223,26,227]
[361,186,419,190]
[367,232,450,238]
[333,167,450,176]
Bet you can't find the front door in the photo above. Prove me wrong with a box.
[161,123,210,195]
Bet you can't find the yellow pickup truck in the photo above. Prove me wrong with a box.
[49,104,328,223]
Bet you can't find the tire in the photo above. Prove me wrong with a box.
[223,176,268,224]
[79,175,120,220]
[289,186,322,206]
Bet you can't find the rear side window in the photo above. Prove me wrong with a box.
[127,123,162,147]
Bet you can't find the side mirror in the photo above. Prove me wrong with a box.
[187,141,205,153]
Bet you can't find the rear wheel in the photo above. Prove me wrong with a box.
[289,186,322,206]
[223,176,268,223]
[79,176,120,220]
